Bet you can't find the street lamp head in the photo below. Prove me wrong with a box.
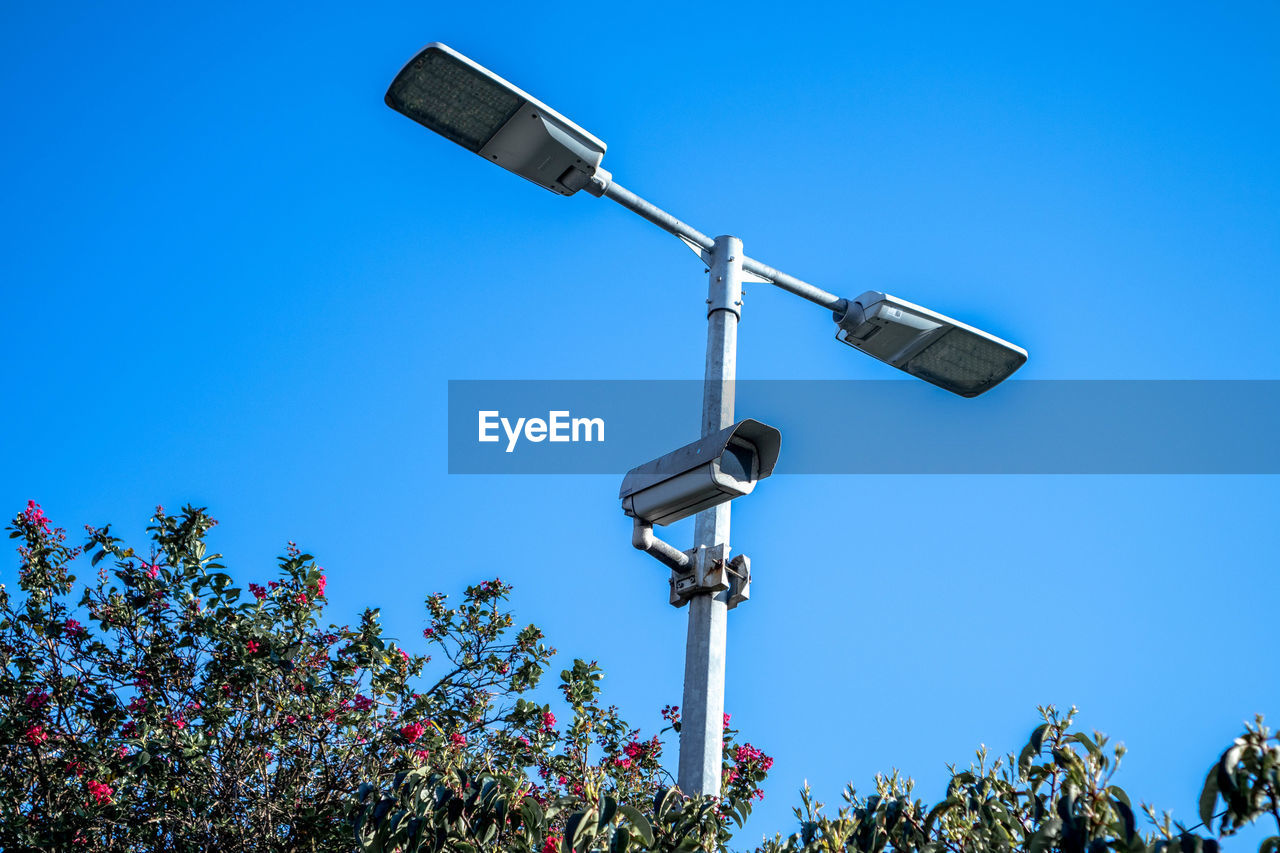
[834,291,1027,397]
[385,43,607,196]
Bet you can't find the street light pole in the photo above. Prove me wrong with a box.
[679,235,744,796]
[384,38,1030,799]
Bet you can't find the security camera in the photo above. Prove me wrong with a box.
[619,419,781,527]
[834,291,1027,397]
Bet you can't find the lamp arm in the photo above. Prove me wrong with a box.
[588,170,847,314]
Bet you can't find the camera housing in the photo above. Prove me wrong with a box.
[619,419,781,527]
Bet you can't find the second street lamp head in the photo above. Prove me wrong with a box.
[385,43,606,196]
[834,291,1028,397]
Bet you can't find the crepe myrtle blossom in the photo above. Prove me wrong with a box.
[86,780,113,806]
[22,500,51,531]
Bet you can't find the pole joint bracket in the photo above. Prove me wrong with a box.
[667,546,750,609]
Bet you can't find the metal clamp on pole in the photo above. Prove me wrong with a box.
[726,554,750,610]
[667,543,730,607]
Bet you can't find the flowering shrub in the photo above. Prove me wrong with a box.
[0,503,558,850]
[5,502,1274,853]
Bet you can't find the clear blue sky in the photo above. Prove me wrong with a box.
[3,0,1278,845]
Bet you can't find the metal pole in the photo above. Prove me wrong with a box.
[678,234,742,797]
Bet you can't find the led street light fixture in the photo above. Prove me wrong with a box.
[385,43,607,196]
[834,291,1027,397]
[620,419,782,527]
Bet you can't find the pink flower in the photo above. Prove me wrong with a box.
[400,722,426,743]
[315,575,327,597]
[542,835,562,853]
[25,724,49,746]
[285,715,297,725]
[116,746,130,758]
[24,690,50,711]
[398,649,409,663]
[540,711,556,732]
[246,640,260,654]
[732,743,774,772]
[723,712,731,728]
[449,732,467,748]
[64,618,86,638]
[353,694,374,712]
[87,779,113,805]
[120,721,138,737]
[249,583,268,600]
[170,715,187,730]
[127,696,147,713]
[140,560,159,579]
[422,627,435,638]
[413,749,430,762]
[294,592,308,605]
[22,500,51,531]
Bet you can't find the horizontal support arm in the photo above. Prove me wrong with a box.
[591,171,847,313]
[599,177,716,252]
[739,255,846,312]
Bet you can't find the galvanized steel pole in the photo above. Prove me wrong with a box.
[678,235,743,796]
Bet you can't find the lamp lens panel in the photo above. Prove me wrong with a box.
[906,328,1027,397]
[386,48,524,152]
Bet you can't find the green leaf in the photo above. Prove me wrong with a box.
[1019,742,1039,773]
[1112,797,1136,842]
[1030,723,1051,753]
[1028,818,1063,853]
[1199,765,1219,829]
[610,826,632,853]
[617,805,655,846]
[598,794,618,832]
[521,797,546,832]
[924,798,960,835]
[1258,837,1280,853]
[1217,745,1246,811]
[565,811,597,853]
[1068,732,1101,758]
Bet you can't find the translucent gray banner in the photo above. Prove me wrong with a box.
[447,381,1280,474]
